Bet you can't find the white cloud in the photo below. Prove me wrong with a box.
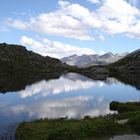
[6,3,95,40]
[127,21,140,39]
[29,10,95,40]
[5,0,140,39]
[58,0,70,7]
[99,35,105,41]
[102,0,139,15]
[88,0,101,4]
[60,3,102,28]
[96,0,140,34]
[5,18,27,30]
[20,36,95,58]
[5,3,100,40]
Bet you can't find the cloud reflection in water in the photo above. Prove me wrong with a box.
[0,73,140,134]
[19,73,97,98]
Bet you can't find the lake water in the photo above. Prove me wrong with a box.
[0,73,140,136]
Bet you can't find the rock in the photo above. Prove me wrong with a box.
[110,135,140,140]
[77,66,109,80]
[0,43,65,93]
[115,119,129,124]
[61,52,128,68]
[109,49,140,90]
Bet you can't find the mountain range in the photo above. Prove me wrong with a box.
[61,52,129,67]
[0,43,140,91]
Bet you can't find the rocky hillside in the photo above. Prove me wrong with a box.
[108,49,140,89]
[0,43,65,92]
[61,52,128,68]
[0,43,64,74]
[76,49,140,89]
[109,49,140,74]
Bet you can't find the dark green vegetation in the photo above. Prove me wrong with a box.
[110,101,140,135]
[110,101,140,113]
[16,117,130,140]
[16,101,140,140]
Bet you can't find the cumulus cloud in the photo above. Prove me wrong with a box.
[6,3,95,40]
[97,0,140,35]
[5,2,99,40]
[5,0,140,39]
[20,36,94,58]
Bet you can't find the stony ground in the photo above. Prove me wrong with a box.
[110,135,140,140]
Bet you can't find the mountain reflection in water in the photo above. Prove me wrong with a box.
[0,73,140,134]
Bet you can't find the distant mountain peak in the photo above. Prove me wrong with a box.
[100,52,114,58]
[107,52,113,55]
[61,52,128,68]
[71,54,78,57]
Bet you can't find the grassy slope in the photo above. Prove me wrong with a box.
[16,117,130,140]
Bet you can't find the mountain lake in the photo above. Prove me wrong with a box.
[0,73,140,138]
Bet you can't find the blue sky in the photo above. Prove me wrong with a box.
[0,0,140,58]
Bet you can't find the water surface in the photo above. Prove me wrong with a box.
[0,73,140,135]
